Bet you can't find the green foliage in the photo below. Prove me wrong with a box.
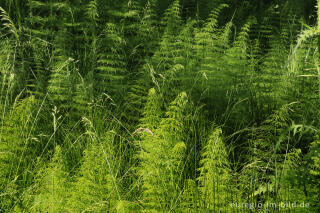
[27,39,50,98]
[198,126,237,211]
[95,23,127,100]
[223,17,256,126]
[304,139,320,210]
[195,8,232,119]
[257,34,289,112]
[0,39,15,103]
[48,56,76,109]
[86,0,99,23]
[137,92,188,211]
[67,118,121,212]
[162,0,181,34]
[1,0,320,212]
[139,88,163,130]
[149,0,185,100]
[0,96,37,210]
[308,140,320,178]
[25,0,71,40]
[123,1,160,125]
[268,149,309,212]
[0,6,19,40]
[30,145,69,212]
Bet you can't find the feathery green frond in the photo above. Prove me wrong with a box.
[138,92,188,211]
[0,96,37,210]
[198,126,236,211]
[30,145,69,212]
[67,118,121,212]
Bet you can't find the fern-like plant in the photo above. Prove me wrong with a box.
[198,126,236,212]
[30,145,69,212]
[47,29,77,112]
[150,0,183,100]
[137,91,188,211]
[95,22,127,102]
[0,96,37,210]
[222,17,257,127]
[304,139,320,211]
[67,117,122,212]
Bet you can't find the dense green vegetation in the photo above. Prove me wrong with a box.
[0,0,319,212]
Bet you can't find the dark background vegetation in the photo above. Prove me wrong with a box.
[0,0,319,212]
